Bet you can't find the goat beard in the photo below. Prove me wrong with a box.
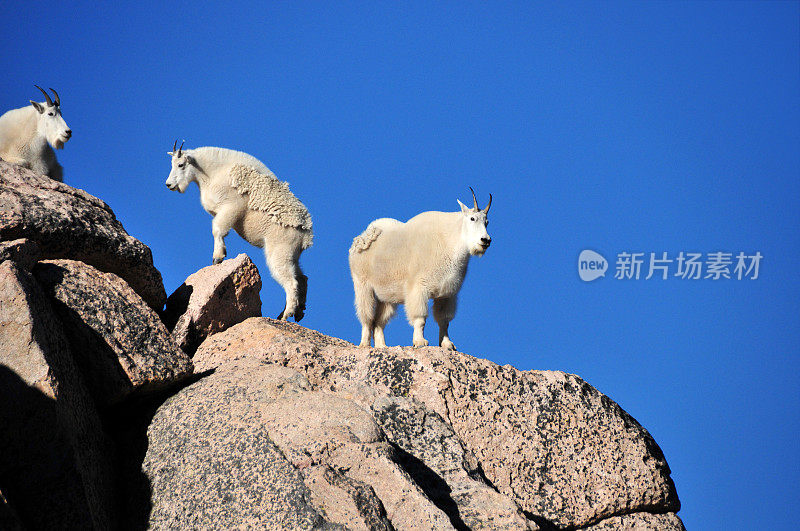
[53,139,65,149]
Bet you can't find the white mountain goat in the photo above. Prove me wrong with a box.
[349,188,492,350]
[165,142,313,321]
[0,86,72,181]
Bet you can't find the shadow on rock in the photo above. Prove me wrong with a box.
[0,366,96,529]
[104,370,214,531]
[389,442,470,531]
[159,283,192,330]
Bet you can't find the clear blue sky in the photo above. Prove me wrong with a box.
[2,2,798,528]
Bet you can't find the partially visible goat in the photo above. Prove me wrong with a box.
[165,142,312,321]
[349,188,492,350]
[0,86,72,181]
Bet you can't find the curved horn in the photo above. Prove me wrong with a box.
[483,193,492,214]
[178,140,185,158]
[469,187,479,211]
[49,88,60,107]
[172,139,178,154]
[34,85,53,106]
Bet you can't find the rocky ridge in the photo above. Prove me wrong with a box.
[0,162,684,530]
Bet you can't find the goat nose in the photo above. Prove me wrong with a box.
[481,237,491,245]
[65,130,72,136]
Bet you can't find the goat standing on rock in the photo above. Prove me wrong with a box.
[0,86,72,181]
[165,142,312,321]
[349,188,492,350]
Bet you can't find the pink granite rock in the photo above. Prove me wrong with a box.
[33,259,192,407]
[194,318,682,529]
[0,160,166,310]
[141,359,453,529]
[583,511,686,530]
[255,367,453,530]
[0,261,114,529]
[0,238,40,271]
[162,253,262,355]
[336,382,537,530]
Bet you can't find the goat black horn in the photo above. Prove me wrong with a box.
[34,85,53,106]
[469,186,479,211]
[49,88,60,106]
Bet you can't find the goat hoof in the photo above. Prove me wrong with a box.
[294,309,304,322]
[413,338,429,348]
[440,339,456,351]
[212,257,223,265]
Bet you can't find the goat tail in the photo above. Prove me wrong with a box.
[349,218,401,254]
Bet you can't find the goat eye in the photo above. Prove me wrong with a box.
[48,112,54,116]
[470,217,475,221]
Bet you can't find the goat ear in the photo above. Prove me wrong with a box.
[30,101,45,113]
[457,199,470,213]
[167,151,174,156]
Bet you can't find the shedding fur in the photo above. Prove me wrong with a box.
[166,144,313,321]
[231,164,313,238]
[349,218,401,254]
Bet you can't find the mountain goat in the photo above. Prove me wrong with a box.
[165,142,313,321]
[349,188,492,350]
[0,86,72,181]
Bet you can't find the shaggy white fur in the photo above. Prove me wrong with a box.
[231,164,313,234]
[165,145,313,321]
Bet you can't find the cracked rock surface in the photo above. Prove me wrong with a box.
[142,359,451,529]
[33,259,192,408]
[190,317,683,529]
